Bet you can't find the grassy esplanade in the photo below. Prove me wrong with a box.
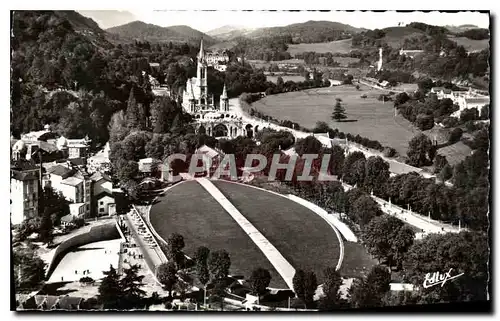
[149,181,288,288]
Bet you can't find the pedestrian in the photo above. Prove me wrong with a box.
[75,270,77,274]
[61,277,64,281]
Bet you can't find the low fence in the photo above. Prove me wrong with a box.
[46,221,122,279]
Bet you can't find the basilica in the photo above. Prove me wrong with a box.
[181,39,248,139]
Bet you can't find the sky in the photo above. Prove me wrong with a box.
[79,10,490,32]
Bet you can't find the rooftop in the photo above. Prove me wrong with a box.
[195,145,221,159]
[61,176,84,187]
[90,171,112,182]
[48,165,74,178]
[11,168,39,181]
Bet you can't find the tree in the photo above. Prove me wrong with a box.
[394,92,410,106]
[295,136,323,156]
[39,208,53,243]
[448,127,463,144]
[195,246,210,304]
[391,225,415,270]
[120,264,146,309]
[313,121,330,133]
[407,134,433,167]
[157,262,177,297]
[57,101,92,139]
[415,113,434,130]
[480,104,489,120]
[318,267,345,311]
[365,265,391,299]
[438,164,453,182]
[208,250,231,281]
[350,195,383,228]
[149,98,169,133]
[328,145,345,176]
[349,265,390,308]
[331,98,347,122]
[293,269,317,308]
[293,269,306,302]
[126,88,144,130]
[249,268,272,297]
[433,155,448,174]
[13,245,46,291]
[108,110,129,143]
[363,156,390,193]
[303,271,318,309]
[341,151,366,184]
[166,233,185,269]
[403,232,488,303]
[98,265,123,309]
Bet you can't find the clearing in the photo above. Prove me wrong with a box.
[250,84,418,155]
[287,39,353,55]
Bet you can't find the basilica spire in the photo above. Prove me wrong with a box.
[221,84,228,99]
[198,38,205,61]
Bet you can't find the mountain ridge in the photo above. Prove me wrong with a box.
[106,20,217,45]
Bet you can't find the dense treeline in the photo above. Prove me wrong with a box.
[11,11,287,148]
[242,133,487,305]
[294,52,341,67]
[455,28,490,40]
[233,36,292,61]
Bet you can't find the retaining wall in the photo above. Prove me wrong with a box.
[46,221,123,279]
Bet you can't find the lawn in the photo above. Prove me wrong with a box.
[149,181,287,288]
[250,84,418,156]
[212,180,341,283]
[437,141,472,166]
[339,242,377,279]
[447,35,489,52]
[287,39,353,55]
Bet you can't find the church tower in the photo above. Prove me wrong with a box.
[197,38,208,108]
[220,84,229,111]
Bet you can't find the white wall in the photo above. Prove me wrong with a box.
[97,195,115,216]
[58,182,82,203]
[11,178,38,225]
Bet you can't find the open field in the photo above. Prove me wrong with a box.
[447,35,489,52]
[287,39,353,55]
[212,180,341,284]
[250,84,418,155]
[332,57,360,66]
[149,181,287,288]
[437,141,473,166]
[247,59,304,70]
[267,75,306,84]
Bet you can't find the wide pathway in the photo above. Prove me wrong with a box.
[341,182,463,235]
[196,178,296,290]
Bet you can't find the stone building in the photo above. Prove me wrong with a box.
[180,39,246,139]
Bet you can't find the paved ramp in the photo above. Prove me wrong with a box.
[196,178,296,290]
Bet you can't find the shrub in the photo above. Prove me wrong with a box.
[448,128,463,144]
[383,147,397,158]
[415,114,434,130]
[79,276,94,284]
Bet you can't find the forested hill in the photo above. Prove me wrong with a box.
[247,20,365,43]
[106,21,217,45]
[10,10,197,145]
